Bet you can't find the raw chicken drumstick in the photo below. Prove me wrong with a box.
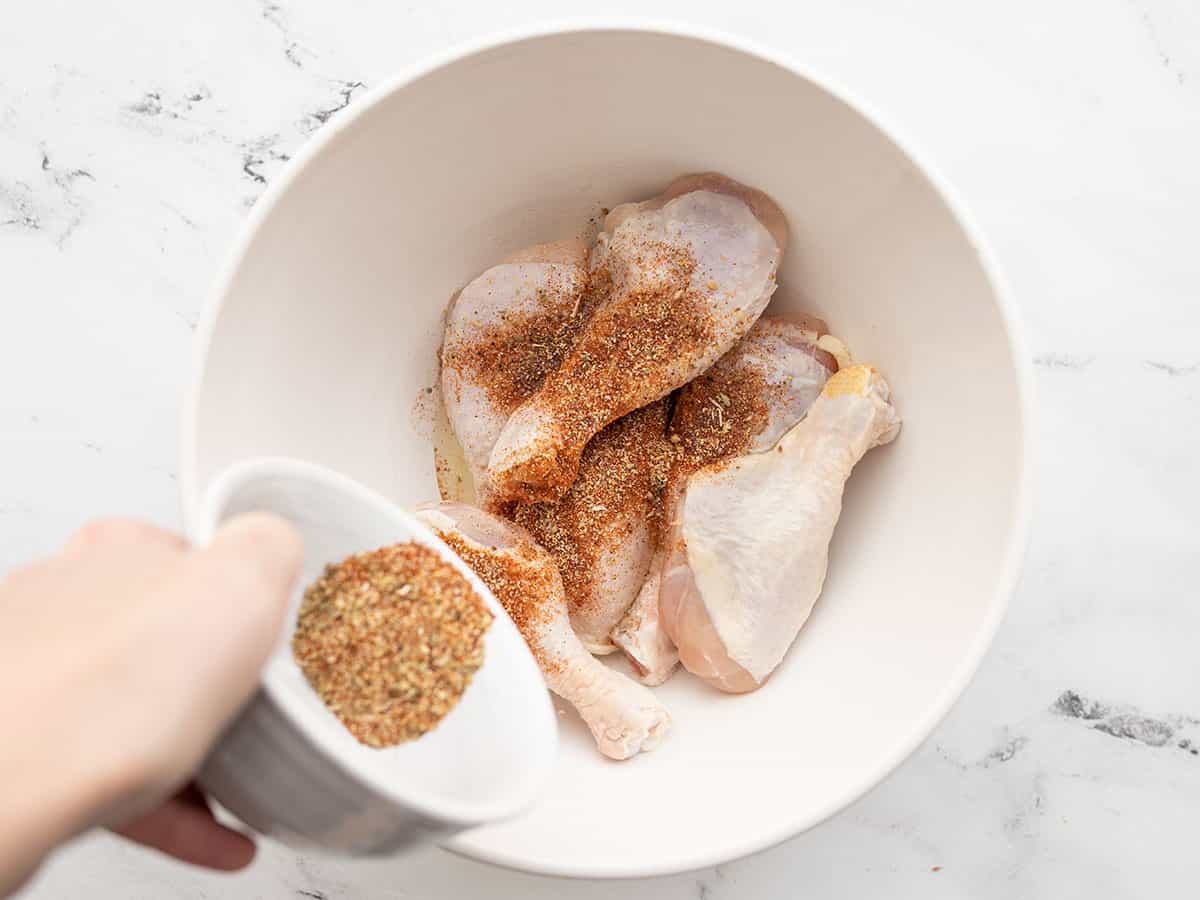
[439,239,591,509]
[416,501,670,760]
[440,239,673,649]
[514,399,672,654]
[611,315,842,684]
[487,173,789,505]
[659,364,900,693]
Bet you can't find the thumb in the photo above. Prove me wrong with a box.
[109,514,305,803]
[199,512,305,655]
[205,513,304,601]
[181,513,304,720]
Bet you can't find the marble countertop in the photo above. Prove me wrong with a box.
[3,0,1198,897]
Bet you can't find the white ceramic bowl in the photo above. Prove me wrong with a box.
[182,23,1032,878]
[194,458,557,853]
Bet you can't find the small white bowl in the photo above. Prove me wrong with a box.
[181,23,1032,877]
[193,457,557,854]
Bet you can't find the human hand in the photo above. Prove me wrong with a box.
[0,515,302,896]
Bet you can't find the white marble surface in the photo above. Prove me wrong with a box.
[3,0,1198,896]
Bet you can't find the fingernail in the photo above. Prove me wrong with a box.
[210,512,304,593]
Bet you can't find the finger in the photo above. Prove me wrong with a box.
[65,518,187,556]
[140,514,302,775]
[200,513,304,622]
[175,783,213,811]
[171,513,304,724]
[114,795,256,871]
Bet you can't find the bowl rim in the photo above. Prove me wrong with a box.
[179,18,1035,879]
[193,456,559,828]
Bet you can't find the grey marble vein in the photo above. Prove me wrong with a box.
[40,150,93,185]
[1053,690,1200,752]
[161,202,200,230]
[123,86,214,124]
[238,133,295,198]
[1033,352,1095,370]
[0,179,41,230]
[1130,0,1188,84]
[303,80,367,132]
[1144,359,1200,376]
[126,91,167,117]
[1004,772,1046,837]
[0,144,95,246]
[983,735,1028,766]
[261,0,314,69]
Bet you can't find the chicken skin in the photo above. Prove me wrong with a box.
[487,173,788,505]
[439,239,590,510]
[659,364,900,693]
[514,400,672,655]
[417,501,670,760]
[612,315,840,683]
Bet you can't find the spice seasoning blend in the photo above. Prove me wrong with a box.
[434,526,563,677]
[291,541,493,748]
[513,398,673,649]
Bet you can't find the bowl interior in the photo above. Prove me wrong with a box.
[185,28,1028,877]
[197,458,557,826]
